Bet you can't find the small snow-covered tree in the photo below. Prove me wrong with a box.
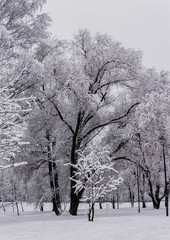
[69,148,123,221]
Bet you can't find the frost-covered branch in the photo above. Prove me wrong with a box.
[67,148,123,221]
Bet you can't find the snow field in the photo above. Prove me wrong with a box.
[0,203,170,240]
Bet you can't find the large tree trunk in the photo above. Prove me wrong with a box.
[69,160,84,215]
[152,198,161,209]
[69,151,81,215]
[69,180,84,215]
[69,112,84,215]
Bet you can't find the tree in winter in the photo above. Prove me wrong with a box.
[68,148,123,221]
[0,1,53,214]
[108,69,170,209]
[35,29,142,215]
[119,167,137,207]
[0,0,51,166]
[0,86,31,168]
[130,70,170,209]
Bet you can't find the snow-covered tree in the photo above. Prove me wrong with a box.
[35,29,142,215]
[119,167,137,207]
[0,86,32,169]
[68,148,123,221]
[109,69,170,209]
[0,0,50,168]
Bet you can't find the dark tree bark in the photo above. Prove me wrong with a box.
[148,180,164,209]
[141,195,146,208]
[112,197,115,209]
[88,203,95,221]
[46,131,61,216]
[69,185,84,215]
[69,112,84,215]
[128,187,135,208]
[99,198,103,209]
[40,203,44,211]
[140,174,146,208]
[50,99,138,216]
[48,160,61,215]
[69,105,139,215]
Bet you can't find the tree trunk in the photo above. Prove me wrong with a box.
[99,198,102,209]
[69,112,84,215]
[20,200,24,212]
[49,161,61,215]
[40,203,44,211]
[112,197,115,209]
[15,201,19,216]
[46,131,61,216]
[69,170,84,215]
[117,188,119,209]
[148,179,163,209]
[88,203,95,221]
[153,184,162,209]
[140,188,146,208]
[141,197,146,208]
[52,196,61,215]
[129,187,134,208]
[69,189,80,215]
[1,192,5,212]
[153,200,161,209]
[140,174,146,208]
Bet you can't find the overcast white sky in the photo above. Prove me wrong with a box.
[43,0,170,71]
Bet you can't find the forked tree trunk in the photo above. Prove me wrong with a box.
[148,180,163,209]
[152,198,161,209]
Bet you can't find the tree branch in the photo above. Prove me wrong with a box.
[48,98,75,135]
[83,102,139,139]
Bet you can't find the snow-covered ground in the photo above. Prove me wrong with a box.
[0,202,170,240]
